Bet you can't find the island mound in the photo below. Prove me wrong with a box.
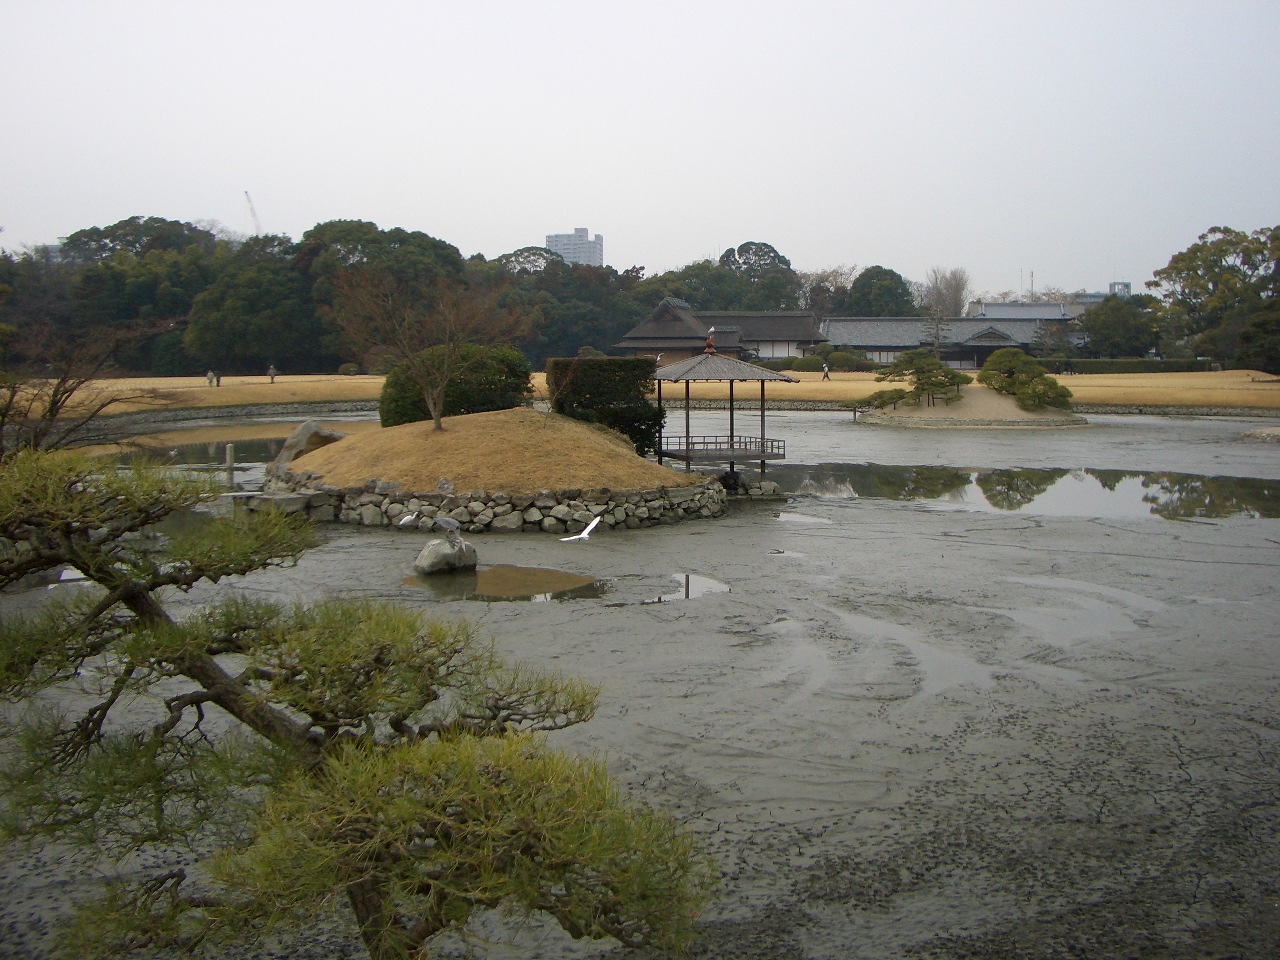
[290,407,707,494]
[858,383,1087,427]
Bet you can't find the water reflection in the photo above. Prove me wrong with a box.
[773,463,1280,520]
[644,573,731,604]
[404,564,610,602]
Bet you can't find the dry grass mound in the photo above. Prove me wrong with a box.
[290,407,707,494]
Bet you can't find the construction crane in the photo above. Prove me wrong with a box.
[244,191,262,235]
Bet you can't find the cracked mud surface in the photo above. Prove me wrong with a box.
[5,418,1280,959]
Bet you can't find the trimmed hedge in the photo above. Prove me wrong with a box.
[1039,358,1218,374]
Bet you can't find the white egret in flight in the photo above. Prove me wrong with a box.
[559,515,602,543]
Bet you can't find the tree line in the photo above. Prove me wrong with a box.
[2,218,1277,379]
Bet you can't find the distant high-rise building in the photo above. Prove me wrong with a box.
[545,227,604,267]
[1109,280,1132,297]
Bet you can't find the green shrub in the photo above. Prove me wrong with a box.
[379,345,532,427]
[337,362,360,376]
[864,388,911,409]
[826,351,863,372]
[1014,376,1074,410]
[978,347,1071,410]
[791,355,825,372]
[545,356,665,456]
[1038,358,1217,375]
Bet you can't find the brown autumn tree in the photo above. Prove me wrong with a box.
[328,271,530,430]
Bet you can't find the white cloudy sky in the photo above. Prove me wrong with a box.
[4,1,1278,297]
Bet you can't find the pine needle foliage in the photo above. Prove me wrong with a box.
[0,450,712,959]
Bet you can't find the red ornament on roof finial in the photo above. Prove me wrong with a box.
[704,326,716,354]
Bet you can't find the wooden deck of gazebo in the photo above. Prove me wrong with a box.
[658,435,786,465]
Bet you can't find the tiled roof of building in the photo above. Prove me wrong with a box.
[820,317,1049,348]
[656,351,798,382]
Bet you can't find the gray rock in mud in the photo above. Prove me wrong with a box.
[412,538,478,575]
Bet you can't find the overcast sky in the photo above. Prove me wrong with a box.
[4,1,1279,297]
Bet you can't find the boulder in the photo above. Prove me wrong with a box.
[268,421,346,476]
[412,538,479,576]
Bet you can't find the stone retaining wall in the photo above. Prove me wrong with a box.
[252,469,780,534]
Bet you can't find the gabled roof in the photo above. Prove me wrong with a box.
[657,350,798,383]
[820,317,1047,348]
[965,301,1079,320]
[618,298,824,352]
[697,311,824,342]
[958,325,1019,346]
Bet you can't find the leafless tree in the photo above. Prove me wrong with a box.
[917,267,974,318]
[0,320,149,456]
[328,271,530,431]
[796,264,859,315]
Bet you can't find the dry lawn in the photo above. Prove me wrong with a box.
[82,369,1280,415]
[290,407,707,494]
[80,374,387,415]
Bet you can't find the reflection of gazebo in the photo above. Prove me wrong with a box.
[655,333,799,475]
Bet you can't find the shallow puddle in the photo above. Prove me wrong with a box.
[646,573,731,603]
[404,564,609,602]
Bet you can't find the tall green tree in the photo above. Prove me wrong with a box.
[60,216,218,264]
[717,241,800,309]
[1077,294,1159,358]
[184,235,331,373]
[1235,301,1280,374]
[0,452,713,960]
[632,258,749,311]
[1148,225,1280,359]
[844,265,918,316]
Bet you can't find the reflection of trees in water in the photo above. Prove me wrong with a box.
[1085,468,1135,492]
[1084,468,1280,519]
[1139,473,1280,519]
[788,463,968,500]
[975,468,1068,511]
[780,463,1280,519]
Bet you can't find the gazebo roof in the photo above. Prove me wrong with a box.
[656,352,799,383]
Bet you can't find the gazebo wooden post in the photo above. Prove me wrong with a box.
[728,380,735,472]
[684,380,692,472]
[759,380,767,476]
[656,379,664,465]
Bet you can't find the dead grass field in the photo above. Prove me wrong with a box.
[84,368,1280,415]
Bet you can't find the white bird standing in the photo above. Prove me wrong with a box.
[559,515,601,543]
[396,511,420,528]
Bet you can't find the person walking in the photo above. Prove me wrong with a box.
[267,364,279,383]
[214,370,222,387]
[206,369,216,387]
[822,362,831,381]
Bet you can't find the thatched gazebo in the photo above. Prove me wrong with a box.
[655,332,799,477]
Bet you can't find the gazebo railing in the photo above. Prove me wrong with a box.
[659,435,785,458]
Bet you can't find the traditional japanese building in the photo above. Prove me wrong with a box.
[616,297,826,363]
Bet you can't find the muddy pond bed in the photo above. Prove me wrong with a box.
[7,412,1280,958]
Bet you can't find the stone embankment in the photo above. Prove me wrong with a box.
[251,469,781,534]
